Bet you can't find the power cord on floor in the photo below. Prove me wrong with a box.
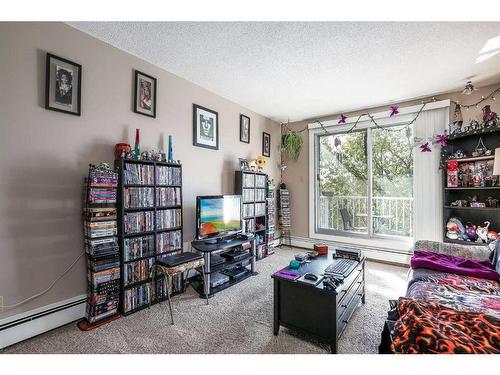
[1,251,85,310]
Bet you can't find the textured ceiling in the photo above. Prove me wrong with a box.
[68,22,500,122]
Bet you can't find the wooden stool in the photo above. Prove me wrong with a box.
[148,252,208,325]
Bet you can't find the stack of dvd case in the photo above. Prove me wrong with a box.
[266,178,276,256]
[83,164,120,324]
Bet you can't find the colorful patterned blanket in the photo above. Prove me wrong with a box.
[391,297,500,354]
[407,268,500,318]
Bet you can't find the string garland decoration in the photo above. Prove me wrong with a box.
[281,84,500,154]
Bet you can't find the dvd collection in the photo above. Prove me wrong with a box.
[85,186,117,204]
[243,203,255,218]
[255,174,266,187]
[156,208,181,230]
[83,164,120,324]
[124,163,155,185]
[124,234,155,261]
[156,187,181,207]
[266,185,276,256]
[124,211,155,234]
[242,189,254,202]
[84,207,117,221]
[157,230,182,254]
[243,173,255,187]
[123,275,183,313]
[255,188,266,201]
[124,187,154,208]
[255,202,266,216]
[156,165,182,186]
[123,258,154,285]
[84,220,117,238]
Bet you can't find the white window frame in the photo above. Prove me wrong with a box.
[308,100,450,252]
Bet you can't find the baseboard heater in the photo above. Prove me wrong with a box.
[0,295,86,349]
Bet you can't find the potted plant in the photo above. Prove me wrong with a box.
[282,131,303,161]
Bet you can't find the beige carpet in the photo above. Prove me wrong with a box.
[2,247,408,354]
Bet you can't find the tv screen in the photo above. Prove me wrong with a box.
[197,195,242,239]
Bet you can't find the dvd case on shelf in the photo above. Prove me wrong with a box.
[117,160,184,316]
[156,165,182,186]
[124,187,154,208]
[156,230,182,254]
[123,258,154,285]
[124,211,155,234]
[83,164,120,325]
[156,208,181,230]
[123,163,155,185]
[124,235,155,261]
[156,187,181,207]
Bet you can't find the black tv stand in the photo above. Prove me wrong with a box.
[190,234,256,298]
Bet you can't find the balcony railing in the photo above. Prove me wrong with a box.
[318,195,413,237]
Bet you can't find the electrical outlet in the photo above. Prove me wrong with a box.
[0,296,3,313]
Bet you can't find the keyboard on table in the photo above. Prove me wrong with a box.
[324,258,359,278]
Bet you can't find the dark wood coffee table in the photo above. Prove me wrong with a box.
[271,250,365,353]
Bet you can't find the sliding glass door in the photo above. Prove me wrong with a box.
[316,124,413,239]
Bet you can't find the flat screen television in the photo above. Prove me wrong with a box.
[196,195,242,240]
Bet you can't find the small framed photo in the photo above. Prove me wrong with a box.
[134,70,157,118]
[262,132,271,157]
[45,53,82,116]
[193,104,219,150]
[240,114,250,143]
[239,158,249,171]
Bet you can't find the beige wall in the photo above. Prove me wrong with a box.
[0,22,281,319]
[283,84,500,238]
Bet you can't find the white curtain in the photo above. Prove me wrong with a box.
[413,107,449,242]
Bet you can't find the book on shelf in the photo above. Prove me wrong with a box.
[85,187,117,204]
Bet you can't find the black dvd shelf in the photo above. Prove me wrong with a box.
[116,158,184,316]
[235,170,275,260]
[81,164,121,326]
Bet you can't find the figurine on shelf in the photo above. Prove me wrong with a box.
[476,221,490,243]
[487,230,499,241]
[248,159,257,171]
[482,105,498,127]
[486,197,499,208]
[449,121,462,135]
[447,160,458,188]
[465,222,478,241]
[255,156,267,171]
[115,143,131,159]
[446,217,467,241]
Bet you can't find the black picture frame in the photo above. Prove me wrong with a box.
[240,114,250,143]
[239,158,249,171]
[45,53,82,116]
[193,104,219,150]
[262,132,271,157]
[134,70,157,118]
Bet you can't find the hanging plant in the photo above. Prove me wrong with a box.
[282,131,303,161]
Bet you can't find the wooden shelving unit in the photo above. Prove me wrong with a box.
[116,158,184,316]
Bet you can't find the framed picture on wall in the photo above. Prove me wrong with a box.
[240,114,250,143]
[193,104,219,150]
[134,70,157,118]
[45,53,82,116]
[262,132,271,157]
